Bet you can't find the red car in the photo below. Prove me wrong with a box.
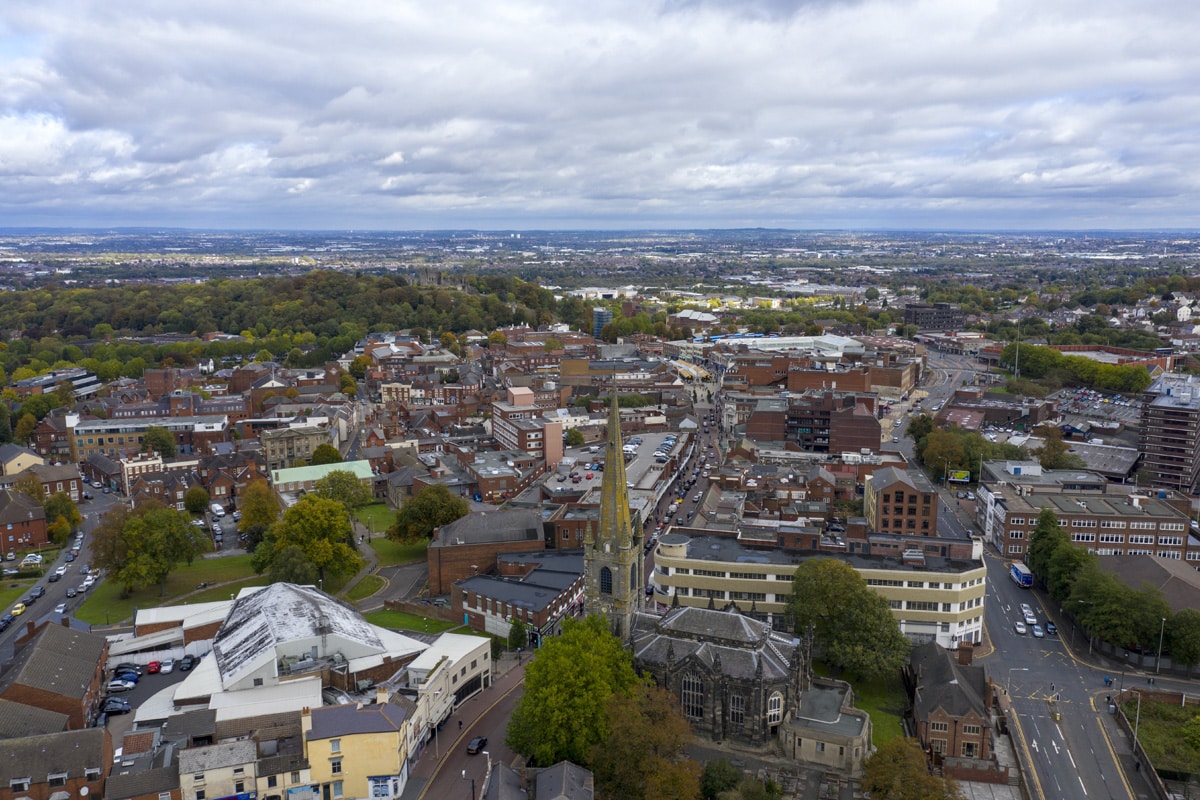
[146,661,162,674]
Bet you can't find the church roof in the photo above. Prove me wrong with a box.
[631,607,795,681]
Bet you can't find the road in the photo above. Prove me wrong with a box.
[1,490,125,658]
[982,540,1137,800]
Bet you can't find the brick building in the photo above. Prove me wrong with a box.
[427,508,546,594]
[0,622,108,730]
[863,467,940,536]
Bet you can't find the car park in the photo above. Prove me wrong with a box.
[466,736,488,754]
[1013,621,1027,635]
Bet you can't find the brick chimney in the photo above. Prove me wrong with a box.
[957,642,975,666]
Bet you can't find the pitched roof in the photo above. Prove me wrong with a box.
[536,761,595,800]
[0,728,106,783]
[307,700,408,740]
[0,623,106,701]
[631,607,795,681]
[910,641,988,720]
[0,698,70,738]
[432,508,542,547]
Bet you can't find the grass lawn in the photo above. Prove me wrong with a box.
[346,575,384,602]
[368,536,427,567]
[1126,697,1200,773]
[363,609,458,634]
[1,579,33,611]
[356,504,395,535]
[813,661,907,746]
[74,555,259,625]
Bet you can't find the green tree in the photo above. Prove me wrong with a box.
[310,443,343,466]
[348,354,372,379]
[142,425,176,457]
[790,559,910,680]
[184,486,211,516]
[268,544,321,585]
[44,492,83,532]
[1169,609,1200,676]
[506,615,642,767]
[863,737,962,800]
[590,683,701,800]
[1025,508,1068,578]
[252,494,362,582]
[905,413,934,444]
[508,618,529,650]
[1031,425,1085,470]
[701,759,742,800]
[564,428,585,448]
[91,503,209,596]
[313,469,373,514]
[389,484,470,542]
[920,429,966,479]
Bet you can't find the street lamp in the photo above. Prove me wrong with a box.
[1007,667,1029,696]
[943,459,950,487]
[1156,616,1167,675]
[461,769,475,800]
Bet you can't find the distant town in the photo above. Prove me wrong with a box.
[0,228,1198,800]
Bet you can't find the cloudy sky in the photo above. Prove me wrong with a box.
[1,0,1198,231]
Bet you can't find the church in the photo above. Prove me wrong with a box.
[584,392,873,777]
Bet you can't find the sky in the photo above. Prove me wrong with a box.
[1,0,1198,231]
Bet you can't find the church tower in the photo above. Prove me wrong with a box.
[584,391,644,640]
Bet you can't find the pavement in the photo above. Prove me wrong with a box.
[399,652,527,800]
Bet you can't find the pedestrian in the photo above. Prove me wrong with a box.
[458,720,463,731]
[1135,761,1141,772]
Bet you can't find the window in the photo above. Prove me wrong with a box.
[768,692,783,725]
[816,742,826,753]
[86,768,101,782]
[235,782,245,794]
[963,724,981,736]
[333,781,344,799]
[48,773,68,787]
[930,739,946,754]
[682,673,704,719]
[291,772,301,784]
[331,759,343,775]
[930,721,948,732]
[600,566,613,595]
[197,792,206,800]
[233,768,245,776]
[160,793,173,800]
[10,779,30,792]
[730,695,745,725]
[268,777,278,788]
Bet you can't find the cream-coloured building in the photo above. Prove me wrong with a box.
[302,690,411,800]
[650,533,987,648]
[179,740,258,800]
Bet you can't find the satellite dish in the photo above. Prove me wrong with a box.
[81,788,89,796]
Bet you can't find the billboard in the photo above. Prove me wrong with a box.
[948,470,972,484]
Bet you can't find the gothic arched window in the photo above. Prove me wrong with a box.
[682,673,704,719]
[767,691,784,725]
[600,566,612,595]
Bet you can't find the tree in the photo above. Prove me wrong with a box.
[1169,609,1200,676]
[863,737,962,800]
[1024,508,1068,578]
[11,473,44,502]
[389,484,469,542]
[14,412,36,443]
[313,469,372,514]
[238,479,281,551]
[184,486,211,516]
[251,494,362,582]
[590,683,701,800]
[310,443,343,466]
[142,425,176,457]
[1031,425,1085,470]
[91,503,209,596]
[701,759,743,800]
[506,615,643,767]
[905,413,934,444]
[789,559,910,680]
[920,429,966,479]
[267,544,321,585]
[348,354,372,379]
[44,492,82,532]
[508,618,529,650]
[564,428,585,448]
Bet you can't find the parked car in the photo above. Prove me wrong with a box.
[113,663,143,675]
[102,699,132,715]
[178,654,198,671]
[54,603,67,614]
[65,587,77,598]
[146,661,162,674]
[55,565,68,576]
[114,671,140,684]
[159,659,176,674]
[30,585,45,600]
[466,736,488,754]
[0,613,14,631]
[106,679,136,693]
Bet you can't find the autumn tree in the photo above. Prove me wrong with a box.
[863,737,962,800]
[564,427,585,448]
[11,473,44,502]
[506,615,642,767]
[251,494,362,582]
[309,443,343,466]
[591,683,701,800]
[701,760,743,800]
[313,469,372,514]
[238,479,281,551]
[44,491,82,545]
[790,559,910,680]
[14,412,36,443]
[389,484,469,542]
[142,425,176,457]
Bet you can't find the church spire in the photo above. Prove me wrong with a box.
[598,389,635,549]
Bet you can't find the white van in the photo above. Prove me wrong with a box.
[210,503,226,518]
